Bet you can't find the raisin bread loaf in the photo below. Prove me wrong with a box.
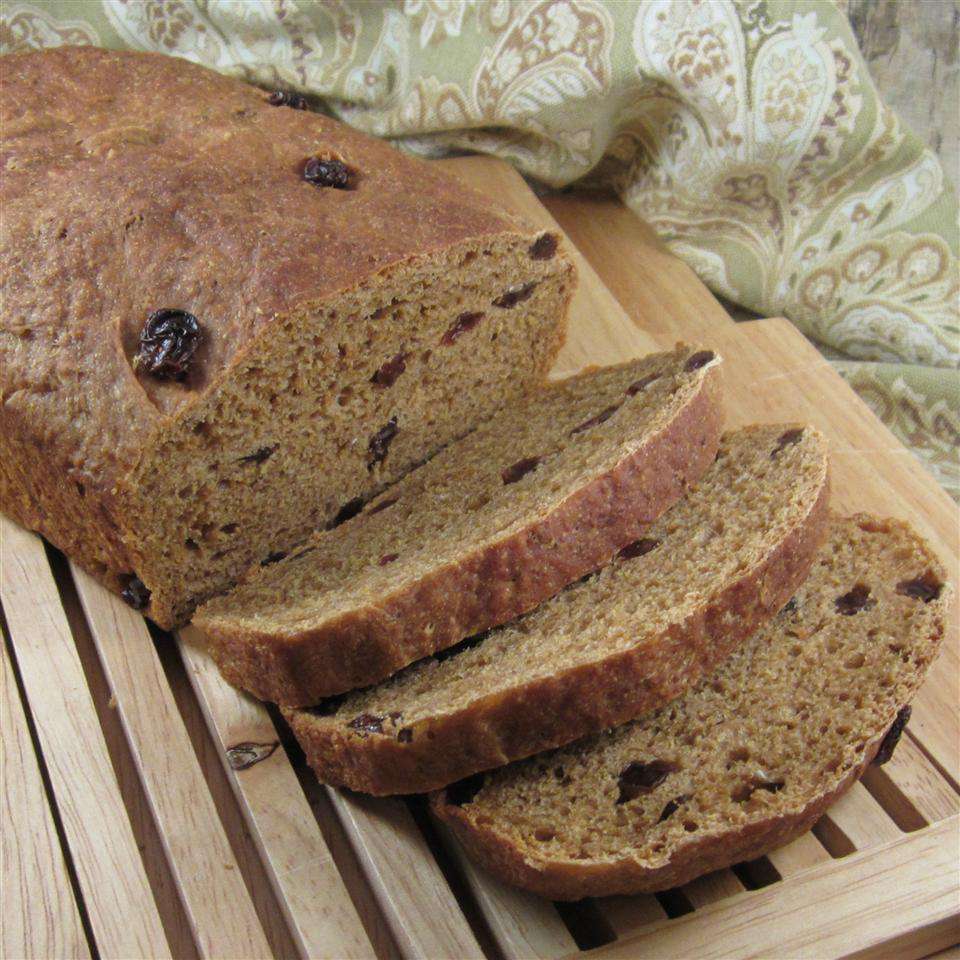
[0,47,574,628]
[431,515,949,900]
[194,346,723,704]
[286,424,830,794]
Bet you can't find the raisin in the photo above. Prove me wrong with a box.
[367,417,398,469]
[368,496,399,515]
[782,596,799,614]
[626,373,660,395]
[379,553,399,566]
[772,428,804,458]
[501,456,542,485]
[226,741,278,770]
[896,572,943,603]
[441,311,483,346]
[134,309,201,381]
[239,445,276,464]
[618,538,662,560]
[348,713,384,735]
[397,728,413,743]
[658,795,687,822]
[570,404,620,436]
[303,156,351,189]
[330,497,364,527]
[835,583,875,615]
[261,551,287,566]
[267,90,307,110]
[493,282,537,309]
[684,350,715,372]
[873,705,911,765]
[445,772,486,806]
[616,759,678,804]
[529,233,558,260]
[121,575,151,610]
[371,352,407,388]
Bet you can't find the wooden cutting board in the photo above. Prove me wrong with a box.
[3,155,957,960]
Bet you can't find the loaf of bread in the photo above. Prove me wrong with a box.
[0,47,574,628]
[431,515,949,900]
[286,424,830,795]
[194,346,723,704]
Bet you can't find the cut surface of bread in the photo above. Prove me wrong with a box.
[286,423,830,794]
[431,515,949,900]
[194,346,723,704]
[0,47,574,628]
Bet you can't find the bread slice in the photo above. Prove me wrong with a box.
[431,515,949,900]
[285,423,831,794]
[1,47,574,628]
[194,346,724,704]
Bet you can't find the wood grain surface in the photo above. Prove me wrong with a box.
[1,518,171,960]
[1,641,91,960]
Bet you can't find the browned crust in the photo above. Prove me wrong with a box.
[202,362,724,704]
[430,725,893,901]
[285,450,831,794]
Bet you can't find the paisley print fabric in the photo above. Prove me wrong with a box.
[3,0,957,496]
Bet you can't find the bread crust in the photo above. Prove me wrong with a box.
[286,439,830,793]
[0,47,567,627]
[431,729,888,900]
[204,362,724,704]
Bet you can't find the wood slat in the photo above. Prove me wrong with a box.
[581,818,960,960]
[862,735,960,830]
[765,830,833,877]
[680,869,746,908]
[177,628,375,960]
[600,895,667,939]
[1,637,91,960]
[69,564,271,959]
[817,781,903,855]
[328,790,484,960]
[434,821,577,960]
[0,518,171,959]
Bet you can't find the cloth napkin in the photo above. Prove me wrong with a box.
[4,0,957,496]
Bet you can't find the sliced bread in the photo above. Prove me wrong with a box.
[194,345,724,704]
[431,515,949,900]
[285,423,830,794]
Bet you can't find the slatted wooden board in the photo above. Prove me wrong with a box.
[2,156,957,960]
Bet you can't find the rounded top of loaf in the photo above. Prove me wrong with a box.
[1,46,525,493]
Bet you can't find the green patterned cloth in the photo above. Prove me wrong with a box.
[4,0,957,495]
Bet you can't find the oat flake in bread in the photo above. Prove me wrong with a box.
[0,47,575,628]
[431,515,949,900]
[286,423,830,795]
[194,345,723,704]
